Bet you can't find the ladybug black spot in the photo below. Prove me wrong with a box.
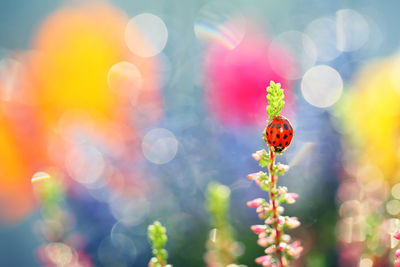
[276,124,281,129]
[276,134,280,138]
[290,132,292,136]
[285,141,289,145]
[270,130,273,134]
[272,141,276,144]
[279,143,282,146]
[283,134,287,139]
[266,132,269,136]
[275,118,280,121]
[271,124,275,128]
[284,124,289,130]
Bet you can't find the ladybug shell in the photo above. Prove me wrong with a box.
[265,115,293,153]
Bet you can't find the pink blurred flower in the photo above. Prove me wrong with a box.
[251,225,266,234]
[247,198,263,208]
[394,231,400,240]
[204,24,296,127]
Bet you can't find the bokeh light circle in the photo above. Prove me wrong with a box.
[336,9,369,52]
[108,62,142,101]
[392,183,400,199]
[141,128,178,164]
[97,234,137,267]
[31,171,51,183]
[301,65,343,108]
[125,13,168,57]
[268,31,317,80]
[65,145,105,185]
[305,17,341,62]
[194,2,246,50]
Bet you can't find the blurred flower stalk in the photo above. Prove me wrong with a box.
[336,56,400,266]
[148,221,172,267]
[32,171,92,266]
[247,81,302,267]
[205,182,245,267]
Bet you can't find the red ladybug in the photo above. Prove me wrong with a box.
[265,115,293,153]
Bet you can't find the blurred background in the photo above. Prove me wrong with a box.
[0,0,399,266]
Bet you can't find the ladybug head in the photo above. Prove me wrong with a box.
[265,115,293,153]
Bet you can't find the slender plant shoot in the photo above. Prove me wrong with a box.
[148,221,172,267]
[247,81,303,267]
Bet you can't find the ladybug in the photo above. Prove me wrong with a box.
[265,115,293,153]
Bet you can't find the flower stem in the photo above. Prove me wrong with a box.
[269,148,284,267]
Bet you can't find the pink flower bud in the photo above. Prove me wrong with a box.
[255,255,271,265]
[287,241,303,258]
[265,218,273,224]
[277,164,290,172]
[256,206,264,213]
[396,249,400,259]
[278,242,287,251]
[277,206,284,214]
[277,187,287,195]
[287,217,301,229]
[282,234,291,242]
[257,238,269,247]
[247,198,263,208]
[395,231,400,240]
[258,232,267,239]
[248,173,261,181]
[277,216,284,225]
[264,246,275,254]
[286,193,299,204]
[252,150,264,161]
[251,225,266,234]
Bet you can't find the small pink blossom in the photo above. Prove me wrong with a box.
[277,187,287,195]
[256,206,264,213]
[264,246,275,254]
[394,231,400,240]
[248,172,261,181]
[252,150,264,161]
[278,242,287,251]
[265,218,273,224]
[287,217,301,229]
[282,234,291,242]
[277,163,290,172]
[258,232,267,239]
[277,206,284,214]
[247,198,263,208]
[286,193,298,204]
[257,238,269,247]
[255,255,271,265]
[277,216,284,225]
[396,249,400,259]
[251,225,266,234]
[287,241,303,259]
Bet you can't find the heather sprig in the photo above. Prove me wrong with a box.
[393,231,400,266]
[205,182,244,267]
[148,221,172,267]
[266,81,284,121]
[247,81,302,267]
